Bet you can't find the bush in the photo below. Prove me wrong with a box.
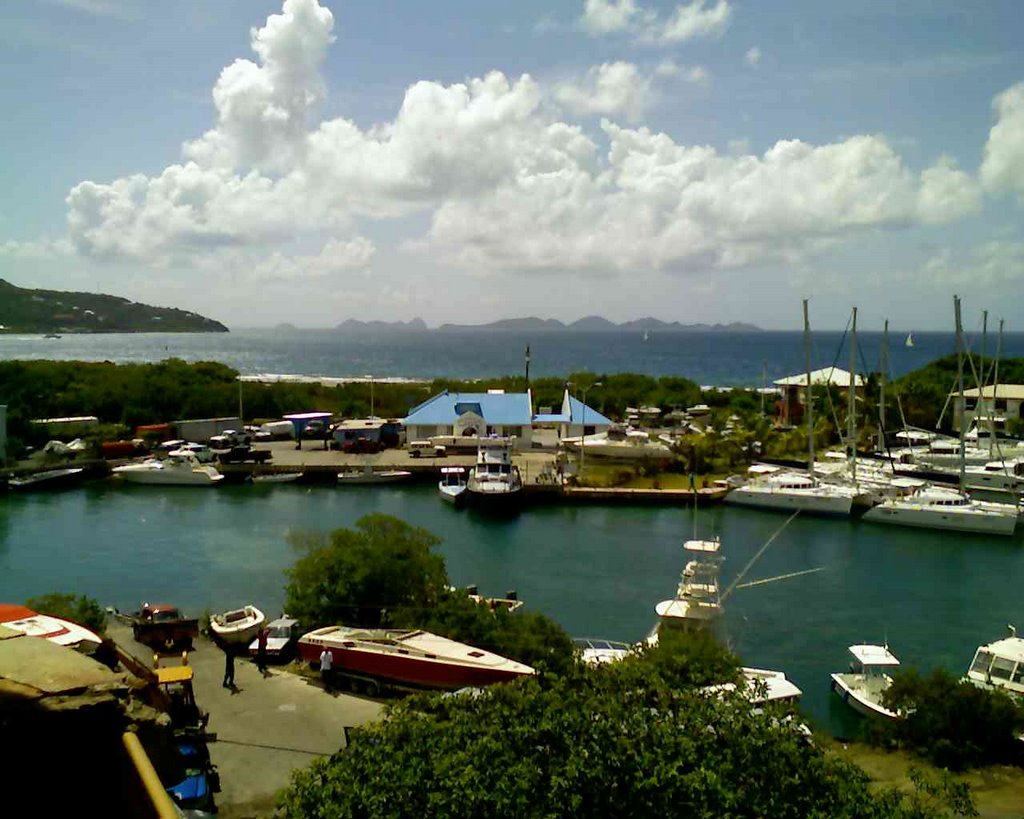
[25,592,107,635]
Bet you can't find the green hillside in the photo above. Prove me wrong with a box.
[0,279,228,333]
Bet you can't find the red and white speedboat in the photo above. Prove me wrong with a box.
[298,626,534,689]
[0,603,103,649]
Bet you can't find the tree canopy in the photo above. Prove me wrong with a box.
[280,631,973,819]
[283,514,576,674]
[25,592,107,635]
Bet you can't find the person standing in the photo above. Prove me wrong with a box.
[319,647,333,692]
[256,627,268,673]
[222,648,235,689]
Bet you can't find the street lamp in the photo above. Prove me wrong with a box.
[364,374,375,419]
[577,381,602,478]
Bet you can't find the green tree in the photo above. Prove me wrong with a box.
[876,668,1024,770]
[284,514,448,628]
[25,592,107,635]
[280,632,971,819]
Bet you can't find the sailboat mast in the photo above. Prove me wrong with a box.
[955,296,965,493]
[847,307,858,481]
[878,319,888,452]
[992,319,1004,457]
[803,299,815,484]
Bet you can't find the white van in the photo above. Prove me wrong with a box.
[409,440,446,458]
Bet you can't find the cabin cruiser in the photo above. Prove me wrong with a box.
[562,425,673,461]
[466,439,523,512]
[964,626,1024,698]
[862,483,1018,535]
[112,450,224,486]
[650,537,724,639]
[209,605,266,645]
[298,626,535,690]
[724,465,859,516]
[830,644,901,720]
[438,466,468,505]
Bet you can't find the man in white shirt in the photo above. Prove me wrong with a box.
[319,647,333,692]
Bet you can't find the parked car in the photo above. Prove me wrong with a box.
[409,440,447,458]
[301,419,327,439]
[247,616,302,662]
[209,429,251,449]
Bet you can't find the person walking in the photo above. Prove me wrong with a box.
[222,647,235,689]
[256,627,268,673]
[319,647,333,692]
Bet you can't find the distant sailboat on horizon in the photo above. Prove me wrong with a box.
[643,330,650,342]
[905,332,914,348]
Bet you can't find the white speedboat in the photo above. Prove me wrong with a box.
[830,644,901,720]
[252,471,303,484]
[862,484,1018,535]
[337,465,412,484]
[725,466,858,516]
[964,626,1024,698]
[562,426,673,461]
[703,667,804,704]
[0,603,102,650]
[573,637,633,666]
[466,440,523,513]
[209,604,266,645]
[112,451,224,486]
[438,466,467,505]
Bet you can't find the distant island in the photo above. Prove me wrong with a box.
[336,315,761,333]
[0,279,228,334]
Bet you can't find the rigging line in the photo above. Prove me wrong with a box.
[734,567,825,590]
[823,315,853,438]
[721,510,800,603]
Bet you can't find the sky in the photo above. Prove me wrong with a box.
[1,0,1023,331]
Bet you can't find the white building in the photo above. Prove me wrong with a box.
[403,390,536,448]
[956,384,1024,432]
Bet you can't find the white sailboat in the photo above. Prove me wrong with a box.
[726,301,858,516]
[863,297,1019,536]
[905,332,914,348]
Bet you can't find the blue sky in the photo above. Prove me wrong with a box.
[2,0,1023,330]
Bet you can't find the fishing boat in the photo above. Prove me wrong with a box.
[112,451,223,486]
[438,466,467,505]
[8,467,85,491]
[830,644,901,720]
[652,536,724,636]
[337,465,412,484]
[297,626,535,690]
[465,439,523,513]
[209,604,266,645]
[964,625,1024,698]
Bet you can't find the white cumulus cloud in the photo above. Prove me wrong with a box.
[61,0,984,287]
[981,81,1024,201]
[580,0,731,46]
[553,62,655,121]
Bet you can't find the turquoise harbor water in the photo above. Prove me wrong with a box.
[2,480,1022,735]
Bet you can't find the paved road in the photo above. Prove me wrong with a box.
[110,623,383,814]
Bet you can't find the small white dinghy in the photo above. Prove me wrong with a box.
[252,472,303,484]
[338,465,412,485]
[830,644,901,720]
[209,604,266,645]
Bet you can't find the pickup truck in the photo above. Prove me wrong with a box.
[124,603,200,651]
[217,446,273,464]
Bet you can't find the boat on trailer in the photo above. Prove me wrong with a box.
[209,605,266,645]
[298,626,535,690]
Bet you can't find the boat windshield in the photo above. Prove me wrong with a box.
[970,650,993,674]
[990,656,1017,681]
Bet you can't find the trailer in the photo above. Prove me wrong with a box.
[173,417,242,444]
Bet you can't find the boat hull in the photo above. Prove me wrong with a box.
[863,504,1018,535]
[8,468,85,491]
[114,469,223,486]
[209,606,267,644]
[337,471,412,485]
[830,673,898,720]
[465,485,523,515]
[725,487,853,516]
[439,484,467,506]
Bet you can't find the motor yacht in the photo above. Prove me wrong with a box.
[964,626,1024,698]
[466,439,523,513]
[112,451,223,486]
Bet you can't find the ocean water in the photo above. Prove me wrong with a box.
[3,328,1022,385]
[2,480,1022,737]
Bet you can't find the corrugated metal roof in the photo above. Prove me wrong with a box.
[403,391,534,426]
[773,367,863,388]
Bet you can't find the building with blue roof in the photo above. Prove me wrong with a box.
[402,389,611,449]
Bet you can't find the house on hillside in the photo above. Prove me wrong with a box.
[955,385,1024,433]
[773,367,864,426]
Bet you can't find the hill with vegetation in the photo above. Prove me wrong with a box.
[0,279,228,334]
